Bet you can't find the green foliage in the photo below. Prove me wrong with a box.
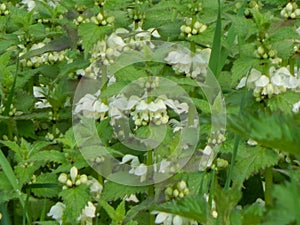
[262,178,300,225]
[229,112,300,156]
[60,185,91,224]
[102,181,148,201]
[152,196,210,223]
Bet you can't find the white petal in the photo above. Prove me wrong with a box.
[120,154,138,164]
[173,215,183,225]
[134,164,147,176]
[155,212,169,224]
[236,77,247,89]
[255,75,269,87]
[47,202,65,220]
[248,69,261,83]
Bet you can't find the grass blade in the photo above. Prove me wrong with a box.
[208,0,222,78]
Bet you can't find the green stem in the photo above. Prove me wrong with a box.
[225,136,240,190]
[264,167,273,206]
[147,150,155,225]
[289,58,295,76]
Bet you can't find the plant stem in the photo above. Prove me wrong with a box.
[225,136,240,190]
[264,167,273,206]
[147,150,155,225]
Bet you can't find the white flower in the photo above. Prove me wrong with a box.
[107,33,126,50]
[293,101,300,113]
[121,154,148,182]
[21,0,36,11]
[89,178,103,195]
[296,27,300,35]
[47,202,65,225]
[125,194,140,203]
[165,48,211,78]
[155,212,173,225]
[154,212,196,225]
[74,93,109,120]
[77,201,96,225]
[159,159,172,173]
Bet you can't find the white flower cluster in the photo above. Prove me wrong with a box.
[131,99,169,126]
[165,48,211,79]
[19,40,70,68]
[0,3,9,15]
[180,18,207,38]
[76,27,160,79]
[164,180,190,200]
[74,91,109,120]
[280,2,300,19]
[58,166,103,198]
[47,201,96,225]
[109,94,189,127]
[237,66,300,100]
[154,212,198,225]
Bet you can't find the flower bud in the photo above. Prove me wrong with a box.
[80,174,88,184]
[184,26,192,34]
[66,179,73,187]
[58,173,68,184]
[177,180,187,191]
[173,189,179,197]
[286,3,293,12]
[70,166,78,182]
[165,187,173,196]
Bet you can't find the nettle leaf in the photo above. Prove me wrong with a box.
[232,144,279,187]
[31,173,60,198]
[78,23,112,56]
[229,112,300,156]
[60,184,91,224]
[231,57,258,87]
[14,163,42,186]
[262,179,300,225]
[267,91,300,113]
[57,128,77,149]
[227,15,257,40]
[99,199,125,223]
[151,196,210,223]
[241,201,265,225]
[101,181,148,201]
[29,150,66,164]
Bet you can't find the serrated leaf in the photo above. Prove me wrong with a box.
[232,145,279,186]
[229,112,300,155]
[101,181,148,201]
[151,196,209,223]
[78,23,112,56]
[31,173,60,198]
[99,199,124,222]
[262,179,300,225]
[60,185,91,224]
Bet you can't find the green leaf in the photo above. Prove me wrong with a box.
[152,196,210,223]
[31,173,61,198]
[208,0,222,78]
[232,144,279,186]
[229,112,300,156]
[99,199,124,223]
[60,185,91,224]
[101,181,148,201]
[78,23,112,56]
[262,179,300,225]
